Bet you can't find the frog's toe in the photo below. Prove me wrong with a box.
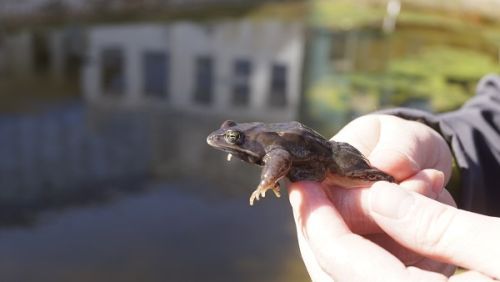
[249,183,282,205]
[249,190,260,206]
[271,183,281,198]
[250,187,266,206]
[272,187,281,198]
[260,190,267,198]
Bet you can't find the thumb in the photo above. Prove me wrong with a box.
[369,182,500,279]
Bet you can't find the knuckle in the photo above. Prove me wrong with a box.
[413,205,456,255]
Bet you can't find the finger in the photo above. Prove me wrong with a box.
[333,168,446,234]
[332,114,381,156]
[374,115,452,183]
[289,186,334,281]
[364,169,455,275]
[369,182,500,279]
[289,181,447,282]
[400,168,456,207]
[333,115,420,180]
[369,148,421,182]
[365,233,456,276]
[398,169,445,200]
[295,228,334,282]
[449,270,497,282]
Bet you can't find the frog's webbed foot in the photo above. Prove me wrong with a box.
[249,182,280,206]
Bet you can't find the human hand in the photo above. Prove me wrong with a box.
[322,114,455,234]
[289,181,500,281]
[290,114,458,278]
[333,114,453,182]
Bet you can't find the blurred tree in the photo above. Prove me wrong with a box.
[303,0,500,132]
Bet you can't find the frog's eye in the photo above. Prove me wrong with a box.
[224,130,243,145]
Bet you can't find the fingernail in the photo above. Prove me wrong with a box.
[432,171,445,195]
[370,183,415,219]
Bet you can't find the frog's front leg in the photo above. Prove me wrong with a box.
[249,148,291,206]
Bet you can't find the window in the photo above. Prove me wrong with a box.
[268,64,288,107]
[232,59,252,106]
[143,51,168,98]
[33,32,50,74]
[101,47,125,96]
[193,56,213,105]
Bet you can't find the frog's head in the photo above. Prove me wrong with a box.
[207,120,265,164]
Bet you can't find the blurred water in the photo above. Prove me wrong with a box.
[0,12,308,281]
[0,104,149,223]
[0,181,304,282]
[0,101,307,281]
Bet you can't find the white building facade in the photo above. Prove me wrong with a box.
[82,20,305,120]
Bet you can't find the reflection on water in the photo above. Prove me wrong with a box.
[0,12,308,281]
[0,101,308,280]
[0,103,149,226]
[0,181,306,282]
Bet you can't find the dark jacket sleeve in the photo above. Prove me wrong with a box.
[379,74,500,216]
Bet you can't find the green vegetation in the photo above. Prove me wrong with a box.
[306,45,499,131]
[304,0,500,129]
[309,0,385,29]
[352,46,500,111]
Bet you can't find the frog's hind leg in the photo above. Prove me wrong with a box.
[345,168,395,183]
[328,141,395,184]
[249,148,291,206]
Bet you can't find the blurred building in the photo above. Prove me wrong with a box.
[80,20,304,180]
[0,27,84,80]
[82,20,304,121]
[1,31,34,77]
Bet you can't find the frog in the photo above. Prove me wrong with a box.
[206,120,395,206]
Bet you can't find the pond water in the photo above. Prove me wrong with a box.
[0,14,309,281]
[0,179,305,282]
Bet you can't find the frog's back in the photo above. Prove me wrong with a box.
[265,121,322,137]
[265,121,332,160]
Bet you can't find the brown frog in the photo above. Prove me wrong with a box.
[206,120,395,206]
